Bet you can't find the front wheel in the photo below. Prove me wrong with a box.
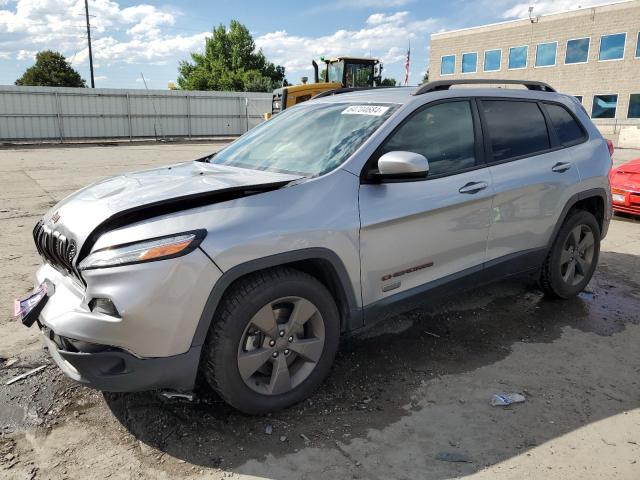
[540,210,600,298]
[201,268,340,414]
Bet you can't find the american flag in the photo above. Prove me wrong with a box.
[403,47,411,86]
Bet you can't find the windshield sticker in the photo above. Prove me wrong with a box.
[342,105,390,116]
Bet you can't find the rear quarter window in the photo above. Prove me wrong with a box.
[544,103,587,146]
[480,100,550,162]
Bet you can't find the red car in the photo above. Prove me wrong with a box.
[610,157,640,216]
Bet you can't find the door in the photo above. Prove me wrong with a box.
[359,99,494,307]
[479,99,582,265]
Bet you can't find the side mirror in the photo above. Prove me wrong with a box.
[376,151,429,180]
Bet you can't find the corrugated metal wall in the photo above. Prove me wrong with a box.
[0,86,272,142]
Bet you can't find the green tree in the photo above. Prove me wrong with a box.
[422,69,429,84]
[15,50,86,87]
[379,78,397,86]
[177,20,286,92]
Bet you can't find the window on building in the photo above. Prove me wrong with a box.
[599,33,626,61]
[441,55,455,75]
[629,94,640,118]
[535,42,557,67]
[484,49,501,71]
[574,95,583,104]
[565,38,590,64]
[381,101,477,176]
[480,100,550,162]
[508,46,528,69]
[592,94,618,118]
[544,103,586,145]
[461,52,478,73]
[636,32,640,58]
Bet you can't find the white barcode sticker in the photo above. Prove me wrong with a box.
[342,105,390,116]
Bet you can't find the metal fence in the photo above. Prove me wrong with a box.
[0,86,272,142]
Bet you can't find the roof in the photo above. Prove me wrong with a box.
[324,57,379,63]
[308,81,564,106]
[311,87,416,105]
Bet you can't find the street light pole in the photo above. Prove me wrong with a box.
[84,0,95,88]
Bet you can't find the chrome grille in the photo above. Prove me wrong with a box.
[33,219,77,275]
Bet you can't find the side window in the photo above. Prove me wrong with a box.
[380,101,477,176]
[481,100,550,162]
[544,103,586,145]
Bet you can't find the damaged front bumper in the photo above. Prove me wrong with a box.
[28,248,221,392]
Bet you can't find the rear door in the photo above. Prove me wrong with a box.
[358,99,493,307]
[480,99,583,268]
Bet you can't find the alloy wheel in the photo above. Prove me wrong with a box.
[237,296,325,395]
[560,224,595,287]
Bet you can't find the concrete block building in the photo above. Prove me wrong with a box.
[429,0,640,138]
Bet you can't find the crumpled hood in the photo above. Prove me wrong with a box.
[40,161,302,262]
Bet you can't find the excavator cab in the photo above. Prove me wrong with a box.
[270,56,382,116]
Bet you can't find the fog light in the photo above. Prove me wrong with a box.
[89,297,120,317]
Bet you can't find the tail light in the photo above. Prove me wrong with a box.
[606,139,615,157]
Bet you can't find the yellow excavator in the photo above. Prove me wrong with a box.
[269,56,383,116]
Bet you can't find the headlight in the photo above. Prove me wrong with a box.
[78,230,206,271]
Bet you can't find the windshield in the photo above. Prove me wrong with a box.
[327,61,344,83]
[209,102,398,176]
[344,62,375,88]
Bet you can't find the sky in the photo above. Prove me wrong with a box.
[0,0,619,89]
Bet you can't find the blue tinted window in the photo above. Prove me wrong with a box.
[508,46,528,69]
[441,55,455,75]
[591,94,618,118]
[461,52,477,73]
[599,33,626,60]
[636,32,640,57]
[566,38,590,64]
[484,49,501,71]
[535,42,557,67]
[629,94,640,119]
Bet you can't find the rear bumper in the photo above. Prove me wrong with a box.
[42,328,201,392]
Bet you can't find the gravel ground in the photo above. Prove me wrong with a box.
[0,142,639,480]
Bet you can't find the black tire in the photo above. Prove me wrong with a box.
[540,209,601,299]
[201,267,340,414]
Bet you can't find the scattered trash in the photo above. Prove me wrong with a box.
[490,393,526,406]
[300,433,310,443]
[279,435,287,442]
[424,331,441,338]
[4,358,18,367]
[160,391,194,401]
[5,365,46,385]
[265,425,273,435]
[436,451,471,463]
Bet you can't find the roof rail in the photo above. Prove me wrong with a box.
[414,79,556,95]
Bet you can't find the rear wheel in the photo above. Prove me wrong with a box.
[202,268,340,414]
[540,210,600,298]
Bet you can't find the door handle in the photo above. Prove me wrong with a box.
[458,181,488,194]
[551,162,572,173]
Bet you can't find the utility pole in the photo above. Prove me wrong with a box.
[84,0,95,88]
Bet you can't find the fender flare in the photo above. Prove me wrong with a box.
[191,248,361,347]
[546,187,609,252]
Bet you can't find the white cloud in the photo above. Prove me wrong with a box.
[502,0,616,18]
[16,49,35,60]
[366,11,409,25]
[0,0,208,65]
[256,12,436,79]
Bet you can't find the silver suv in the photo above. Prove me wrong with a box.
[19,80,612,414]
